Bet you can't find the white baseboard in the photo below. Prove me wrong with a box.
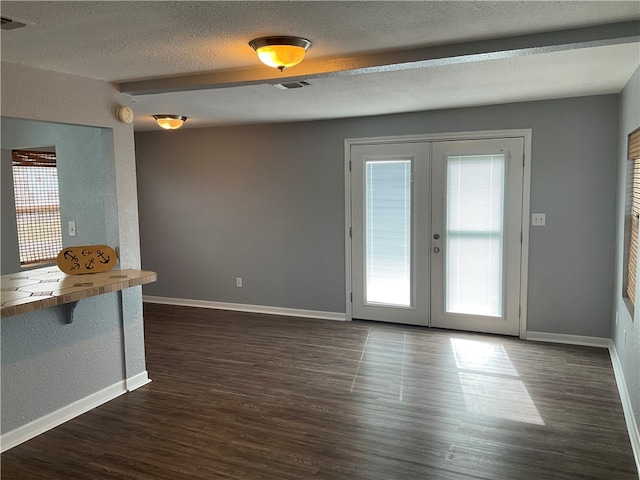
[126,370,152,391]
[525,329,640,473]
[1,371,152,453]
[1,381,127,453]
[609,342,640,475]
[524,331,611,348]
[143,295,347,321]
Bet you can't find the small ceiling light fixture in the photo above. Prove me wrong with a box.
[153,115,187,130]
[249,36,312,72]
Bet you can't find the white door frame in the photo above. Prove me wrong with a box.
[344,129,532,338]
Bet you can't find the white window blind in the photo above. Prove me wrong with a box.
[446,154,505,317]
[365,160,412,306]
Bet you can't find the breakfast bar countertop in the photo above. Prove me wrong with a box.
[1,267,157,319]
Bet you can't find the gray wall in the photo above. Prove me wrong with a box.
[1,62,145,436]
[613,66,640,435]
[136,95,618,338]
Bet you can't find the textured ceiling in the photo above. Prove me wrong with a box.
[1,1,639,130]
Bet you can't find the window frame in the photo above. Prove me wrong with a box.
[624,127,640,312]
[11,149,62,267]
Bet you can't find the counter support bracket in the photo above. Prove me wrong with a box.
[63,301,79,324]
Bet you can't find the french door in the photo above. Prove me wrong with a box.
[350,137,524,336]
[351,143,431,326]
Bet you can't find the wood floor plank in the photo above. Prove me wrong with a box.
[1,303,637,479]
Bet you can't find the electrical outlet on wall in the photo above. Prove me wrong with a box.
[532,213,546,226]
[68,221,76,236]
[236,277,243,288]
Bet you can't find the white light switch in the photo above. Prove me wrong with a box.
[532,213,546,226]
[68,221,77,236]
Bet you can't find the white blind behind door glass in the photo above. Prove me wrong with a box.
[446,155,505,317]
[365,160,412,306]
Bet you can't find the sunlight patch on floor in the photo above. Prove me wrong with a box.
[451,338,518,377]
[451,338,545,425]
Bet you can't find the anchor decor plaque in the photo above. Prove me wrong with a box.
[56,245,118,275]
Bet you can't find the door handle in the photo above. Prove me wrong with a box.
[433,246,440,254]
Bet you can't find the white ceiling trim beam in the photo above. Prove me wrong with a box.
[120,21,640,96]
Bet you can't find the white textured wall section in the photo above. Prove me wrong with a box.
[1,295,124,432]
[0,61,146,435]
[614,66,640,435]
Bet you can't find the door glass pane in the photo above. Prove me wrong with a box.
[446,154,505,317]
[365,160,411,306]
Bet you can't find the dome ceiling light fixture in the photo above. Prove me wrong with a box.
[153,115,187,130]
[249,36,312,72]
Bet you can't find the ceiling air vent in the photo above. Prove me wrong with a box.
[1,17,26,30]
[273,80,313,90]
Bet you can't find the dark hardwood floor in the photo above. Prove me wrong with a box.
[2,303,637,479]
